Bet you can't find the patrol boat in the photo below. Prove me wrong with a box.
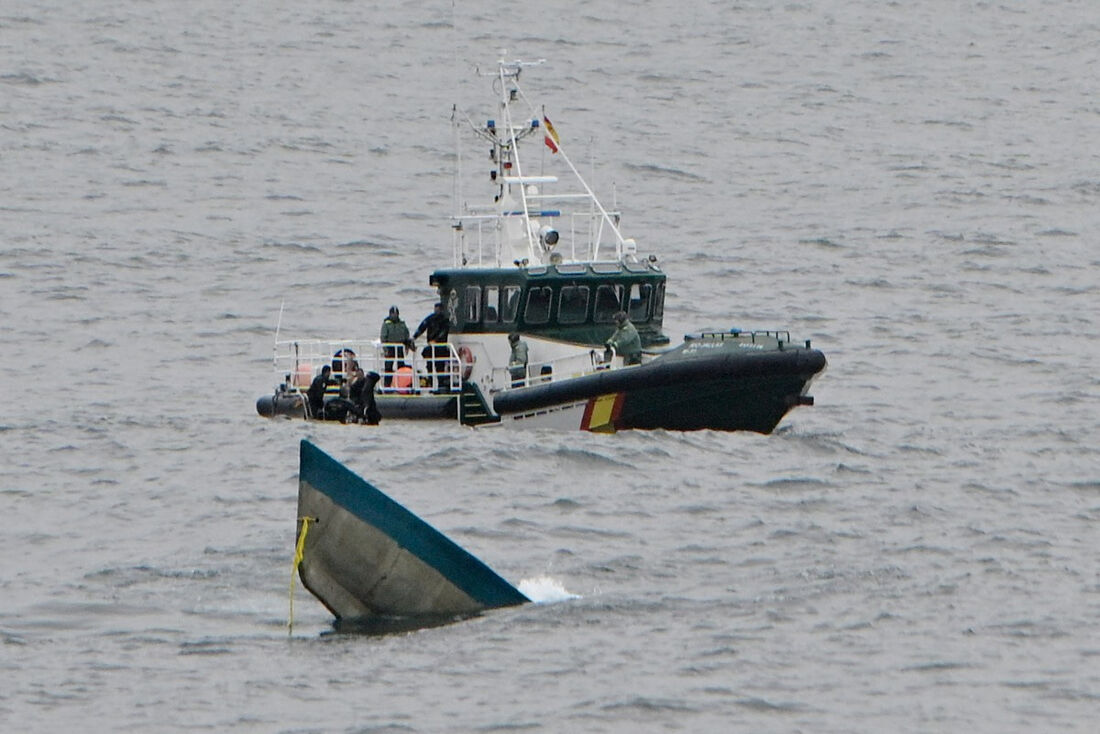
[256,58,826,433]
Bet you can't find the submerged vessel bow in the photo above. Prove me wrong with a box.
[296,440,529,624]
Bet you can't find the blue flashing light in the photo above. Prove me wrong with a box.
[531,119,539,128]
[503,210,561,217]
[487,119,495,129]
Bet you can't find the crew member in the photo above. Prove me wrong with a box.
[307,365,335,418]
[508,332,528,387]
[606,311,642,366]
[349,369,383,424]
[332,349,357,378]
[380,306,412,387]
[413,302,451,389]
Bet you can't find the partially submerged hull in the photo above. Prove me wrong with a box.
[295,440,529,626]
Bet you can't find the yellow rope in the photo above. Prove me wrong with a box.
[288,516,315,636]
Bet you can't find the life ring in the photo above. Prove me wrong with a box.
[457,345,475,380]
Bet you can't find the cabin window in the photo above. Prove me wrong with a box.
[558,285,589,324]
[502,286,521,323]
[524,286,553,324]
[594,284,623,323]
[483,285,499,323]
[464,286,481,323]
[653,282,665,320]
[628,283,652,322]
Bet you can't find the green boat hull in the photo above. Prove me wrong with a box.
[295,440,529,626]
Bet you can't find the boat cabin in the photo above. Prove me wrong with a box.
[429,260,670,348]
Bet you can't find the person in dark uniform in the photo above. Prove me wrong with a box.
[349,369,382,425]
[413,302,451,389]
[307,365,335,419]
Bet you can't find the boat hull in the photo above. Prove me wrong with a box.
[295,440,529,624]
[260,343,823,433]
[494,344,826,433]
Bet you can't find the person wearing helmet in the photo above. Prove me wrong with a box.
[507,332,529,387]
[380,305,412,387]
[605,311,642,365]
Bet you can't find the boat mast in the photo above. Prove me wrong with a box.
[502,59,632,262]
[451,103,465,267]
[496,59,546,264]
[454,57,638,268]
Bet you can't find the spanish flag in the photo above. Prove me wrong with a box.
[543,116,559,153]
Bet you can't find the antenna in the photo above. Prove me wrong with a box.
[273,300,286,368]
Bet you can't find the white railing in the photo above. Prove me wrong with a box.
[454,206,624,268]
[482,347,614,393]
[270,337,635,407]
[271,339,463,395]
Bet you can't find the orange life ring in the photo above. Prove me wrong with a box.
[457,345,475,380]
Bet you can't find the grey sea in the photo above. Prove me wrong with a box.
[2,1,1098,732]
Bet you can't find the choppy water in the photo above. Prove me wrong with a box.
[2,1,1098,731]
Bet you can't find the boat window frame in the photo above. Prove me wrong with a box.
[594,283,624,323]
[483,284,499,323]
[557,284,590,324]
[628,282,652,323]
[523,286,554,325]
[501,285,521,323]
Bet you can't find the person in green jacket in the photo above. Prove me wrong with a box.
[605,311,642,365]
[508,332,529,387]
[380,306,412,387]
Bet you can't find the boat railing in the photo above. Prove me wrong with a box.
[484,347,612,394]
[455,206,624,267]
[271,335,633,404]
[270,339,464,396]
